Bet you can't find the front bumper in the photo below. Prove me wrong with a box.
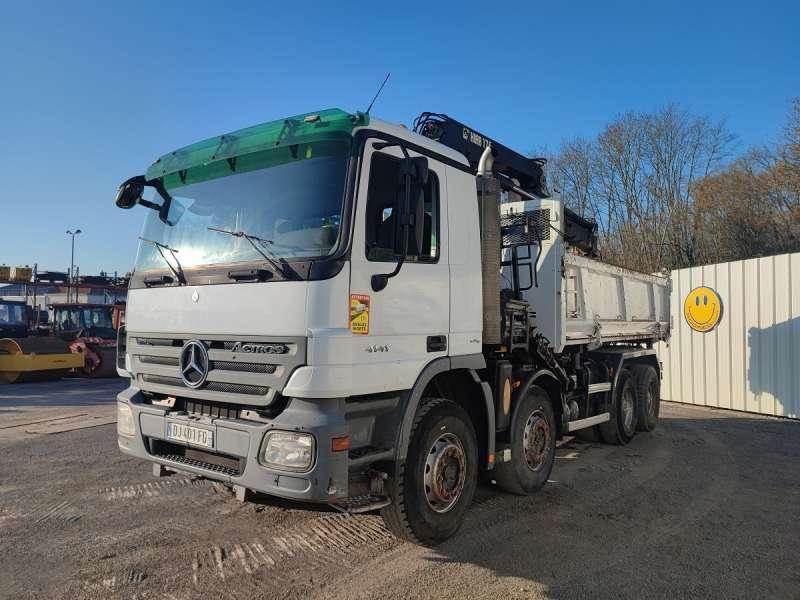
[116,386,349,503]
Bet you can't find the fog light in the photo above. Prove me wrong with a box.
[260,430,315,472]
[117,402,135,437]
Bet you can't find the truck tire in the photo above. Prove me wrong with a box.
[492,386,556,495]
[381,398,478,546]
[633,364,660,432]
[599,369,637,445]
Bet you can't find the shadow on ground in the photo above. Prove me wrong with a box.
[398,409,800,599]
[0,377,126,407]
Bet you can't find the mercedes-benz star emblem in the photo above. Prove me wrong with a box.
[180,340,209,388]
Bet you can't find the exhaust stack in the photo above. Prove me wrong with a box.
[478,174,502,345]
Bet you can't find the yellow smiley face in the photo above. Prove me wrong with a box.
[683,286,723,332]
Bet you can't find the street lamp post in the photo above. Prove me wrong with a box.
[66,229,82,303]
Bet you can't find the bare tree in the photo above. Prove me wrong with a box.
[551,105,736,272]
[692,98,800,263]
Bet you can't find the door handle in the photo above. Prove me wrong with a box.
[427,335,447,353]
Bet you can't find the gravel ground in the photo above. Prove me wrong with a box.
[1,379,799,599]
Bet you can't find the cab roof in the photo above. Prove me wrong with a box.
[145,108,368,182]
[364,117,470,167]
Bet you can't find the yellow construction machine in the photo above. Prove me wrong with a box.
[0,300,119,383]
[0,336,84,383]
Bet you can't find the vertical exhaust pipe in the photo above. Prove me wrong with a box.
[477,146,502,345]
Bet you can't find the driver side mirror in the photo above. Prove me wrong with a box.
[392,156,428,257]
[115,175,177,225]
[115,176,145,209]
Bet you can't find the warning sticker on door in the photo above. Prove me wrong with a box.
[349,294,370,335]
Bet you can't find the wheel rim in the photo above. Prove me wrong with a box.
[621,387,636,432]
[423,433,466,513]
[522,411,550,472]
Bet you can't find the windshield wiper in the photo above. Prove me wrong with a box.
[139,237,187,285]
[207,227,301,280]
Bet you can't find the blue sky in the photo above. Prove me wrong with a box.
[1,0,797,274]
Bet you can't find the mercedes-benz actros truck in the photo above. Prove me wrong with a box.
[114,108,670,545]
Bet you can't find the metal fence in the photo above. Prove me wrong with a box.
[658,252,800,419]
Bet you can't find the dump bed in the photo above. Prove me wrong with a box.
[561,253,670,347]
[501,197,670,353]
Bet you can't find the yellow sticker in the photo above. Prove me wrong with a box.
[683,286,723,332]
[350,294,370,335]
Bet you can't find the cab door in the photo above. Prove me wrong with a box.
[347,139,450,394]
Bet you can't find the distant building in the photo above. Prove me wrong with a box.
[0,282,126,316]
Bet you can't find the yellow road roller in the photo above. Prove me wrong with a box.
[0,337,85,383]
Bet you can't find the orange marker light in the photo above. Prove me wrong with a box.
[331,436,350,452]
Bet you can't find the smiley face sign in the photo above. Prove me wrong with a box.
[684,286,723,332]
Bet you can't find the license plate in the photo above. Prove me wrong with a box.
[166,422,214,449]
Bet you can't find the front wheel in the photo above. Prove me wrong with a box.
[493,386,556,495]
[381,398,478,546]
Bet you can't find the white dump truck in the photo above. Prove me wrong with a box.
[113,109,670,544]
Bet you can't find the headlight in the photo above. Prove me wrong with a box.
[260,430,315,472]
[117,402,135,437]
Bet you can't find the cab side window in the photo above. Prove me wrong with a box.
[365,152,439,262]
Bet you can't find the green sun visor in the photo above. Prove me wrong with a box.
[145,108,368,188]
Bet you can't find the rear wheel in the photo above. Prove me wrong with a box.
[381,398,478,546]
[633,365,660,431]
[493,387,556,495]
[599,369,637,445]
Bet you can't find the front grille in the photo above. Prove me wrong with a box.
[185,398,241,420]
[140,355,179,366]
[138,357,274,375]
[141,374,183,387]
[140,374,269,396]
[130,333,304,402]
[205,381,269,395]
[212,360,277,374]
[150,440,242,476]
[136,337,179,347]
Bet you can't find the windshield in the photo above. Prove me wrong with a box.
[134,145,349,273]
[0,303,25,324]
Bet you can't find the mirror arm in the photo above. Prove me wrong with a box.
[138,198,160,211]
[372,142,411,159]
[117,174,175,225]
[371,172,412,292]
[371,255,405,292]
[148,178,174,225]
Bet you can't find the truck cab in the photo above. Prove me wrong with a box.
[0,299,29,338]
[114,108,668,544]
[52,303,117,341]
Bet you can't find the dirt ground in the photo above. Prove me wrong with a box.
[1,378,799,600]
